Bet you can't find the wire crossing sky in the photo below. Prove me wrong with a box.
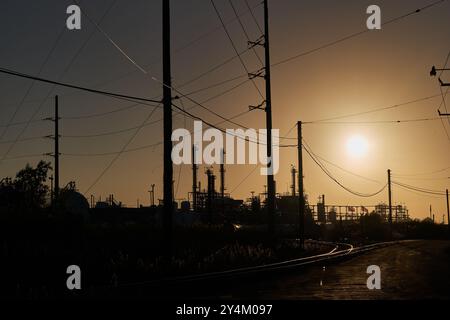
[0,0,449,219]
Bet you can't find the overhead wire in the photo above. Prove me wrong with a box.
[228,0,264,66]
[302,139,387,197]
[0,12,67,141]
[392,166,450,177]
[83,104,160,194]
[0,0,121,162]
[303,140,381,184]
[244,0,263,34]
[437,50,450,138]
[305,117,442,125]
[272,0,448,68]
[392,180,446,196]
[392,182,445,199]
[306,94,442,123]
[210,0,265,100]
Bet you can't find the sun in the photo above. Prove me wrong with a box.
[346,135,369,158]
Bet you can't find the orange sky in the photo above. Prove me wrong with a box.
[0,0,449,220]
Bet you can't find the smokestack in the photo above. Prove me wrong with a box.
[206,168,215,223]
[192,145,198,211]
[291,165,296,196]
[220,149,225,199]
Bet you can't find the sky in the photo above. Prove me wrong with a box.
[0,0,449,220]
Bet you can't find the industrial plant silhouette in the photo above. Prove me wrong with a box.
[0,0,449,300]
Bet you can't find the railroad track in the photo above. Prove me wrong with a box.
[113,240,400,289]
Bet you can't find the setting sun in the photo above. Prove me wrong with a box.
[346,135,369,158]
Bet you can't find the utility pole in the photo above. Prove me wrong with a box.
[206,168,214,224]
[446,189,449,235]
[49,175,54,206]
[54,95,60,203]
[220,149,225,199]
[263,0,275,238]
[45,96,60,206]
[192,145,198,211]
[220,148,225,217]
[430,65,450,115]
[149,184,155,207]
[290,165,296,197]
[387,169,392,234]
[162,0,173,257]
[297,121,305,249]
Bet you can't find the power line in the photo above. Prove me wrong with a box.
[48,0,441,143]
[303,139,381,184]
[307,94,442,123]
[4,0,262,111]
[0,16,66,141]
[73,0,147,74]
[228,0,264,66]
[182,73,249,97]
[76,2,269,141]
[0,0,120,162]
[62,102,152,120]
[62,118,163,138]
[272,0,448,68]
[66,108,259,158]
[0,67,161,105]
[244,0,263,34]
[171,101,295,148]
[305,117,442,125]
[392,180,446,196]
[61,72,250,121]
[1,153,47,161]
[210,0,265,99]
[63,141,162,157]
[229,122,300,194]
[0,118,43,128]
[0,67,256,143]
[173,0,263,57]
[390,175,449,181]
[303,140,387,197]
[230,165,259,194]
[0,135,46,145]
[64,78,253,139]
[84,105,160,194]
[75,99,293,194]
[393,166,450,177]
[392,182,445,199]
[176,48,252,90]
[438,50,450,135]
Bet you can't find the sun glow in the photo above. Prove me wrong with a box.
[346,135,369,158]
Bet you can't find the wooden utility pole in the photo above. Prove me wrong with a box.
[220,148,225,217]
[263,0,275,237]
[150,184,155,207]
[44,96,60,205]
[162,0,173,257]
[297,121,305,249]
[446,189,449,235]
[49,175,54,206]
[388,169,392,235]
[54,95,60,203]
[290,165,296,197]
[192,145,198,211]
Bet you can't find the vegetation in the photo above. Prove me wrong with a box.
[0,162,448,298]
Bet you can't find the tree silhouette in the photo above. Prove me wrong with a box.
[0,161,52,212]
